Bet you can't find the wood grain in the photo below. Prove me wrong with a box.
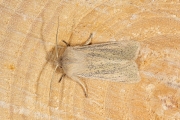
[0,0,180,119]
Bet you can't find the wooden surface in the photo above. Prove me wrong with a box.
[1,0,180,120]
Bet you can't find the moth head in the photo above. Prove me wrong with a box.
[47,45,64,71]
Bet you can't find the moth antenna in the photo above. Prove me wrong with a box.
[55,16,60,59]
[84,33,93,45]
[49,17,60,103]
[49,65,59,102]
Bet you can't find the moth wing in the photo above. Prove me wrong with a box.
[72,40,140,82]
[74,40,140,60]
[81,60,140,82]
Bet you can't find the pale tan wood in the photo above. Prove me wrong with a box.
[0,0,180,119]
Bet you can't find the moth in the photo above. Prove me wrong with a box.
[51,19,140,97]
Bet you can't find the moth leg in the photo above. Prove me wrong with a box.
[84,33,93,45]
[62,40,70,46]
[59,74,66,82]
[72,77,88,97]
